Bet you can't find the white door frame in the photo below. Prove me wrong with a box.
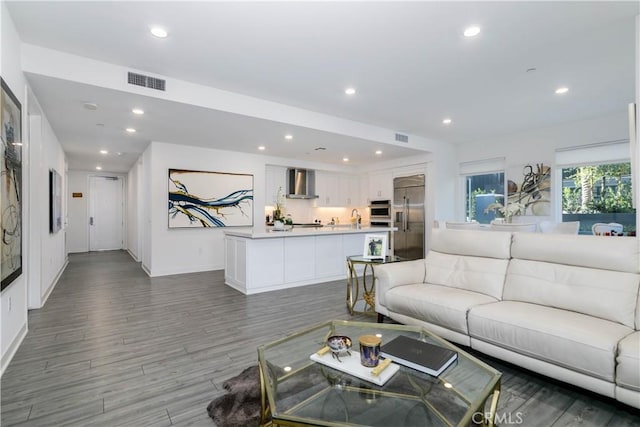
[88,175,126,251]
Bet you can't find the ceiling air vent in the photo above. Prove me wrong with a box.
[395,133,409,143]
[127,72,166,91]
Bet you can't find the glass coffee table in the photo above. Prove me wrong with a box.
[258,320,501,427]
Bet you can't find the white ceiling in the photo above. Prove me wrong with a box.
[6,1,639,173]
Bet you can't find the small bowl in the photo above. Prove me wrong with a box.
[327,335,352,357]
[327,335,352,352]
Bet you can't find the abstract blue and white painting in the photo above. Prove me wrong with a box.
[168,169,253,228]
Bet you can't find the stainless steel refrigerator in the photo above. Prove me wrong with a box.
[393,175,425,260]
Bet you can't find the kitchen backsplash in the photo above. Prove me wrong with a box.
[264,198,370,224]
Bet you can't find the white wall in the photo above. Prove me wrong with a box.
[1,3,68,374]
[32,104,67,308]
[1,1,29,375]
[454,111,630,222]
[67,171,89,253]
[127,160,142,261]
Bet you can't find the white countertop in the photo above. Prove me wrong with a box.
[224,225,396,239]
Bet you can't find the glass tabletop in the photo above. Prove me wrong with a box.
[347,255,406,264]
[258,320,501,427]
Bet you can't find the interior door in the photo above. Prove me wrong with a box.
[89,176,124,251]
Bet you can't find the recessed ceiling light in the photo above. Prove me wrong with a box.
[100,150,108,154]
[132,108,144,115]
[375,150,382,155]
[463,26,481,37]
[258,146,266,151]
[83,102,98,110]
[443,118,452,125]
[96,166,102,170]
[12,142,23,146]
[345,87,356,95]
[150,27,168,38]
[125,128,136,133]
[555,87,569,94]
[285,134,293,140]
[343,157,349,162]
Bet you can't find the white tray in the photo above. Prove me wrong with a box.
[310,351,399,386]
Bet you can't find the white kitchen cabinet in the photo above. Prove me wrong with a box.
[265,165,287,206]
[225,235,284,294]
[224,228,388,294]
[338,175,360,207]
[316,172,362,207]
[368,171,393,202]
[315,235,344,278]
[315,171,339,206]
[358,175,370,206]
[284,237,316,282]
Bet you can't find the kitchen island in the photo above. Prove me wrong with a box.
[224,225,396,294]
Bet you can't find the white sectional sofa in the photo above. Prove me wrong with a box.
[375,228,640,409]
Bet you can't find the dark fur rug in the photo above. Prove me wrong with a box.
[207,365,263,427]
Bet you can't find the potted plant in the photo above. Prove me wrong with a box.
[273,186,286,229]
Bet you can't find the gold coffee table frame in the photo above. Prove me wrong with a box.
[258,320,501,427]
[346,255,405,315]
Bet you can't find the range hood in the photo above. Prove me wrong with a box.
[286,168,319,199]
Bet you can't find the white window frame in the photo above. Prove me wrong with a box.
[459,158,505,222]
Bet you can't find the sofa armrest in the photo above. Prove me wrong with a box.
[375,259,426,312]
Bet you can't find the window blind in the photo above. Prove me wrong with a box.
[555,139,630,167]
[459,157,505,175]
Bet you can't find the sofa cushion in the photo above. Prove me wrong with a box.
[617,332,640,391]
[468,301,633,382]
[386,284,498,335]
[431,228,512,260]
[503,259,639,328]
[425,251,509,300]
[375,259,426,310]
[511,232,640,273]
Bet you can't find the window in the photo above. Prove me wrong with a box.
[465,172,505,224]
[561,162,636,234]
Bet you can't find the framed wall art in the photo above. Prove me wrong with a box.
[507,163,551,216]
[49,168,62,234]
[168,169,254,228]
[1,78,23,291]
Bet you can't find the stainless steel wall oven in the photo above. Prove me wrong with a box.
[369,200,391,225]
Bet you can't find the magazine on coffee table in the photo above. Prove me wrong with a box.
[380,335,457,376]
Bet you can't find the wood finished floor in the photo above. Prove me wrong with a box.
[1,250,639,427]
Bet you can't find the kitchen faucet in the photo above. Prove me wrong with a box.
[351,209,361,229]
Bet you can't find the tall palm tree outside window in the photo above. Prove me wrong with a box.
[562,162,636,235]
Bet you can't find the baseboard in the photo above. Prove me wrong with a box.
[40,258,69,307]
[126,248,140,262]
[141,263,152,277]
[146,264,223,277]
[1,322,28,377]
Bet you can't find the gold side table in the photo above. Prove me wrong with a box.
[346,255,405,315]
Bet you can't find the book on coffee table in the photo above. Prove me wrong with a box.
[380,335,457,376]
